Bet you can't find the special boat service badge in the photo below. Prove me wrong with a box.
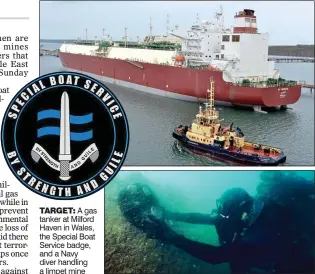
[1,72,129,199]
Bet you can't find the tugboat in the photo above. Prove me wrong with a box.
[172,78,287,166]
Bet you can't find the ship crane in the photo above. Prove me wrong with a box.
[170,33,186,40]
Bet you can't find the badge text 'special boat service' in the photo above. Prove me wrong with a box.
[58,8,301,112]
[172,78,287,166]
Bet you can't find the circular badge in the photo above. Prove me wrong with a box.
[1,72,129,199]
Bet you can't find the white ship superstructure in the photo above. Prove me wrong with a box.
[59,8,282,84]
[171,8,280,83]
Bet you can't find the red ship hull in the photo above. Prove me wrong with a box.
[59,52,301,108]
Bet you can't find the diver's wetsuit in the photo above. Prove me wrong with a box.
[165,212,217,225]
[162,197,314,273]
[118,183,314,273]
[165,210,236,246]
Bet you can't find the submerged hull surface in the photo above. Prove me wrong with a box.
[59,52,301,107]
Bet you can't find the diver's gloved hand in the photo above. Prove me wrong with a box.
[145,206,181,242]
[150,205,165,222]
[118,183,179,242]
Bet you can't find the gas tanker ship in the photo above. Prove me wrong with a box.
[58,8,301,112]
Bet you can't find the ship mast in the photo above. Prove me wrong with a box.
[204,78,218,124]
[124,27,128,47]
[195,78,219,126]
[150,17,153,42]
[208,78,214,113]
[215,5,224,30]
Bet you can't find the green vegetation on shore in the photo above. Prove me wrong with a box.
[268,45,314,57]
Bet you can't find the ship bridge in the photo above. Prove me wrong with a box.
[196,109,219,123]
[166,7,277,81]
[233,9,257,33]
[195,81,220,125]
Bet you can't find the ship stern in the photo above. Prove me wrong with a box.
[227,83,302,109]
[261,84,302,108]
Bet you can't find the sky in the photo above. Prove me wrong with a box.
[40,1,314,45]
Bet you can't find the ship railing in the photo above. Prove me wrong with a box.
[181,50,203,54]
[244,141,281,154]
[234,149,280,158]
[201,110,220,117]
[183,37,202,41]
[297,80,307,85]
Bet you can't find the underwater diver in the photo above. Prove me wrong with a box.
[118,183,314,274]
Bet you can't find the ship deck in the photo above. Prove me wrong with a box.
[230,146,280,159]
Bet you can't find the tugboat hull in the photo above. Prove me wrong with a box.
[172,129,286,166]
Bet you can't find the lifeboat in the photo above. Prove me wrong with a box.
[207,65,217,71]
[175,56,185,62]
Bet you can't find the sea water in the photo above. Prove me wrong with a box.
[40,43,314,166]
[105,171,314,273]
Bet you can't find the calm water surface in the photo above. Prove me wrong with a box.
[40,42,314,166]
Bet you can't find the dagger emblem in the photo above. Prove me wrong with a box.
[59,91,71,181]
[31,91,99,182]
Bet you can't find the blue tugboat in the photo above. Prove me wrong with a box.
[172,79,286,166]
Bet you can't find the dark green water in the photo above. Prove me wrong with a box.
[40,43,314,166]
[105,171,314,273]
